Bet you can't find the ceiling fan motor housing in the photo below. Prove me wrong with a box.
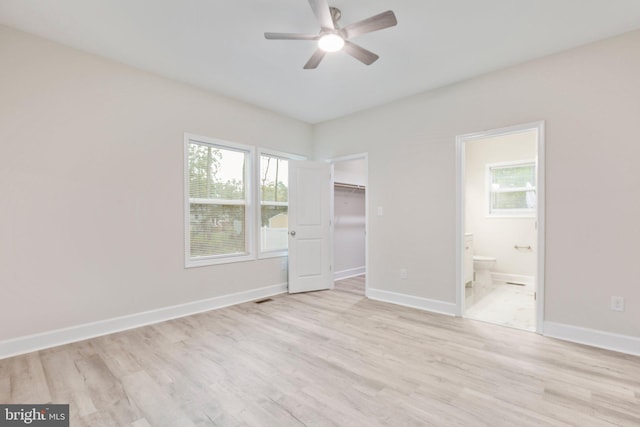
[329,7,342,26]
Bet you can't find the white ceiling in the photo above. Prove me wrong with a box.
[2,0,640,123]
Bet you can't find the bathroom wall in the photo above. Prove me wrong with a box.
[465,131,537,279]
[333,159,366,279]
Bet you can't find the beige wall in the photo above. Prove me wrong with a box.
[334,158,367,187]
[314,30,640,338]
[2,23,639,346]
[465,131,537,277]
[0,25,312,341]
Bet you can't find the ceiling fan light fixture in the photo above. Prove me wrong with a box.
[264,1,397,69]
[318,33,344,52]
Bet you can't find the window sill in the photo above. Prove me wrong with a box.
[185,253,255,268]
[486,214,536,219]
[259,250,288,260]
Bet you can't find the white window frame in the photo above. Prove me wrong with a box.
[257,149,305,259]
[184,133,255,267]
[486,159,537,218]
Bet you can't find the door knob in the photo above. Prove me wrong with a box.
[289,230,296,236]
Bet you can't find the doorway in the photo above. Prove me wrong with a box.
[456,122,545,333]
[331,154,368,296]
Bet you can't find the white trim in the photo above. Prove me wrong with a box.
[258,251,288,260]
[486,213,536,219]
[367,288,457,316]
[333,266,366,281]
[186,252,254,267]
[456,122,542,142]
[259,148,306,161]
[184,134,191,267]
[485,159,536,168]
[456,121,545,333]
[0,283,288,360]
[260,201,288,207]
[329,153,369,163]
[189,198,247,206]
[329,163,335,289]
[536,122,546,334]
[544,321,640,357]
[491,272,535,287]
[455,137,465,316]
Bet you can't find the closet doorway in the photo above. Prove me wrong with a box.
[331,154,368,296]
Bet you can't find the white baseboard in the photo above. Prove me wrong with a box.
[367,288,456,316]
[544,321,640,357]
[334,266,366,281]
[491,272,534,287]
[0,283,288,360]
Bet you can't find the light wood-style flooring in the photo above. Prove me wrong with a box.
[1,276,639,426]
[333,275,365,296]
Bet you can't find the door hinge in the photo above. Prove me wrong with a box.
[534,292,537,301]
[329,265,332,271]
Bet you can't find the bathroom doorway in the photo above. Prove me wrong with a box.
[331,154,368,296]
[456,122,545,333]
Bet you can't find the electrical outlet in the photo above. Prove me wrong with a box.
[400,268,407,279]
[377,206,384,216]
[611,296,625,312]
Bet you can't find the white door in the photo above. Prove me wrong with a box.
[288,160,332,293]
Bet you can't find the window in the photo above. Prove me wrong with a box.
[185,135,253,266]
[259,154,289,254]
[487,160,536,217]
[184,135,302,267]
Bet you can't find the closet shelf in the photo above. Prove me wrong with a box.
[334,182,366,191]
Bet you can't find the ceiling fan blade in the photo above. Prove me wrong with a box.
[264,32,319,40]
[303,49,326,69]
[341,10,398,39]
[308,0,334,30]
[342,41,379,65]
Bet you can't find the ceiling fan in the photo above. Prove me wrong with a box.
[264,0,398,69]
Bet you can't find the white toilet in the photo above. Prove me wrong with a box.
[473,255,496,285]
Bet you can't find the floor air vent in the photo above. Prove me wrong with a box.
[254,298,273,304]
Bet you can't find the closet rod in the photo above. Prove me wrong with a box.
[334,182,366,190]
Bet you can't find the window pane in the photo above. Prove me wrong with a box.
[189,143,245,200]
[261,205,288,252]
[491,164,535,189]
[189,204,246,257]
[492,190,536,210]
[260,156,288,202]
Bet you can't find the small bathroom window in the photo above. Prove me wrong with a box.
[486,160,536,217]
